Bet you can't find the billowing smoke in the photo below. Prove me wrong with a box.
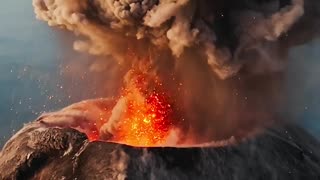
[33,0,320,144]
[33,0,319,77]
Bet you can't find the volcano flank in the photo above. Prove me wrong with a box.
[0,118,320,179]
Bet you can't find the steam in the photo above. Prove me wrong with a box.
[33,0,320,143]
[100,97,127,139]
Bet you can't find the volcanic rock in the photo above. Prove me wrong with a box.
[0,121,320,180]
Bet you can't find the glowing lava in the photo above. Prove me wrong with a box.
[112,89,173,146]
[87,72,175,147]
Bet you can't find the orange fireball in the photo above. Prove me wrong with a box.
[110,81,173,147]
[87,71,175,147]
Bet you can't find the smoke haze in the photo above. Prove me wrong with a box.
[32,0,320,143]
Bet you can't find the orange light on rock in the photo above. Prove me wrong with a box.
[99,69,174,147]
[110,88,174,147]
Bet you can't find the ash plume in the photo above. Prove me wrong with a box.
[33,0,319,78]
[33,0,320,143]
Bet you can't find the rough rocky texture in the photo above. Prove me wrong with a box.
[0,121,320,180]
[0,123,87,179]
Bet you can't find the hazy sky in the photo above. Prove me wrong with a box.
[0,0,106,146]
[0,0,67,145]
[286,40,320,137]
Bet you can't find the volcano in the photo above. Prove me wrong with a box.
[0,106,320,179]
[1,0,320,179]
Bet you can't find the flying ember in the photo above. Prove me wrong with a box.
[112,89,173,146]
[87,73,175,147]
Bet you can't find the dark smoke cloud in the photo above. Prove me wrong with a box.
[33,0,319,78]
[32,0,320,143]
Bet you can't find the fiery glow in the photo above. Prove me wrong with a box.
[87,130,100,142]
[86,72,175,147]
[110,80,174,146]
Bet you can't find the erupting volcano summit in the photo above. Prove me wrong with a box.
[31,0,320,142]
[0,0,320,179]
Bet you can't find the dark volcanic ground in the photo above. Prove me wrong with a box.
[0,121,319,180]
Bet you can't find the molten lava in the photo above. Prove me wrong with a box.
[112,90,173,146]
[87,72,175,147]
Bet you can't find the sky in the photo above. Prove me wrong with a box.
[0,0,72,145]
[286,40,320,137]
[0,0,319,146]
[0,1,111,146]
